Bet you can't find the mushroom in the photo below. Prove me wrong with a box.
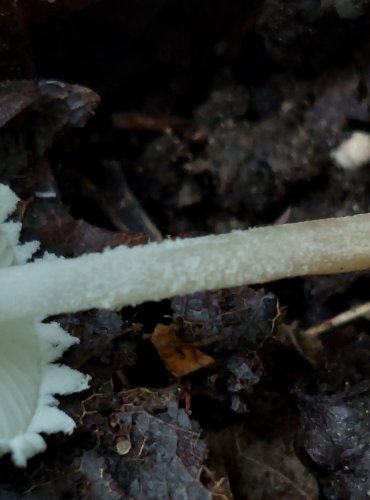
[1,182,370,465]
[0,184,90,467]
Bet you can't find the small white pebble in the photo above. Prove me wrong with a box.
[331,131,370,170]
[116,439,131,455]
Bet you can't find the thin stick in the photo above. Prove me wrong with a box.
[304,301,370,337]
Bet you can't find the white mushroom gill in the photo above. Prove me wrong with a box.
[0,184,90,467]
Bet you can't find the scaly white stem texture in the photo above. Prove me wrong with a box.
[1,213,370,322]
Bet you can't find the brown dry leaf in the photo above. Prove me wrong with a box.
[21,159,147,257]
[24,202,147,257]
[151,323,215,377]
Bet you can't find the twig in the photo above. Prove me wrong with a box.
[304,301,370,337]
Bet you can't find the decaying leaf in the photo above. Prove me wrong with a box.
[0,80,39,128]
[150,323,215,377]
[55,160,162,241]
[209,398,319,500]
[171,287,276,411]
[236,434,319,499]
[23,194,147,258]
[172,286,277,352]
[0,79,99,180]
[107,386,232,499]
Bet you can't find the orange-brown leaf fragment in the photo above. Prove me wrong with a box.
[151,323,215,377]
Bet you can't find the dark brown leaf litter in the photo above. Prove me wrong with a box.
[171,287,277,412]
[22,185,148,258]
[0,79,99,182]
[208,395,319,499]
[0,386,232,499]
[295,333,370,499]
[105,386,232,499]
[123,56,370,233]
[297,384,370,499]
[172,286,277,351]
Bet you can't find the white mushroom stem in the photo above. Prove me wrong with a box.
[2,213,370,322]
